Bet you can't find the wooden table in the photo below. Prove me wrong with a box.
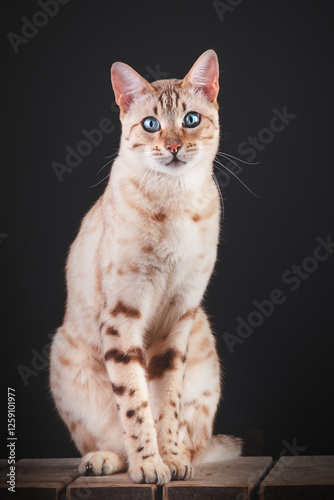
[0,456,333,500]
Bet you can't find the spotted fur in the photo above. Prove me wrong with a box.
[50,50,241,486]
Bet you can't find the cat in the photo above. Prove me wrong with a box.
[49,49,242,485]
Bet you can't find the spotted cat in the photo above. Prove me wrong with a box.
[50,50,242,485]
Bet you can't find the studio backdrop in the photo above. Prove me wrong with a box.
[1,0,333,462]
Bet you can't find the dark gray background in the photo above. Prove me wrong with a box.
[1,0,333,461]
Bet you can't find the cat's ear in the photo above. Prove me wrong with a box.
[111,62,153,113]
[183,50,219,102]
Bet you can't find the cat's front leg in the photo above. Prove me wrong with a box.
[147,308,197,480]
[100,299,171,485]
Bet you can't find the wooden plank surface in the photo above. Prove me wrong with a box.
[260,455,334,500]
[4,456,332,500]
[0,458,81,500]
[164,457,273,500]
[67,473,158,500]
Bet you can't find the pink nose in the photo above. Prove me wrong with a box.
[166,143,182,155]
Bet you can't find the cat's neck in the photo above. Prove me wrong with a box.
[108,154,215,211]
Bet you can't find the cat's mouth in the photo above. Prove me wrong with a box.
[165,158,186,167]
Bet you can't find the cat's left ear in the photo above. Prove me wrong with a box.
[111,62,153,114]
[183,50,219,102]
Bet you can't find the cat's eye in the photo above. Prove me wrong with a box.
[183,112,201,128]
[142,117,161,133]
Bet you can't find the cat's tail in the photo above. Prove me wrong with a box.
[199,434,243,463]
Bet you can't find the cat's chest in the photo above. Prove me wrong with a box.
[140,211,215,266]
[107,178,220,289]
[131,213,219,308]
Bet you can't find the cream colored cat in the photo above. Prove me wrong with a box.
[50,49,242,485]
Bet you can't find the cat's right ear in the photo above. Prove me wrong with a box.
[111,62,152,114]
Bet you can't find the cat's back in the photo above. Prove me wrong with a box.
[65,195,106,313]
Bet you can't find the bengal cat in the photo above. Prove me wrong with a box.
[50,49,242,485]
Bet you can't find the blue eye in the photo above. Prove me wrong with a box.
[183,112,201,128]
[142,117,160,132]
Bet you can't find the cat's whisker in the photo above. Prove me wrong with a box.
[97,160,112,176]
[150,170,156,196]
[146,166,156,201]
[212,172,224,222]
[97,151,119,175]
[136,167,151,208]
[102,151,119,159]
[216,155,245,175]
[138,164,152,204]
[213,159,259,199]
[146,171,159,216]
[139,166,151,192]
[153,167,160,195]
[83,172,110,189]
[220,132,229,140]
[217,151,260,165]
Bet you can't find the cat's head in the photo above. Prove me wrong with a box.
[111,50,220,177]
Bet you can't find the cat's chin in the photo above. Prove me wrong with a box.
[165,159,186,167]
[145,156,199,177]
[154,162,191,177]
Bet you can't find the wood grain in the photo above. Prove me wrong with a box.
[260,455,334,500]
[67,474,158,500]
[3,456,332,500]
[164,457,273,500]
[0,458,81,500]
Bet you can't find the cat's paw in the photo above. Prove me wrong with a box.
[79,451,126,476]
[129,458,171,485]
[164,457,194,480]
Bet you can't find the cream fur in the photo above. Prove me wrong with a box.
[50,50,241,486]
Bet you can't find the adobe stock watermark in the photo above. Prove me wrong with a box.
[236,438,307,500]
[277,438,306,465]
[216,106,297,191]
[237,106,297,163]
[51,119,115,182]
[51,64,169,183]
[7,0,71,55]
[17,331,54,386]
[212,0,244,22]
[265,439,307,488]
[223,233,334,354]
[192,105,297,209]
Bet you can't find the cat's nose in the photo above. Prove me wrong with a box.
[166,143,182,155]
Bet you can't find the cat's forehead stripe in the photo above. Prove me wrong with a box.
[150,80,181,114]
[158,88,180,113]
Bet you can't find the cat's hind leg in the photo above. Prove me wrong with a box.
[50,326,128,476]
